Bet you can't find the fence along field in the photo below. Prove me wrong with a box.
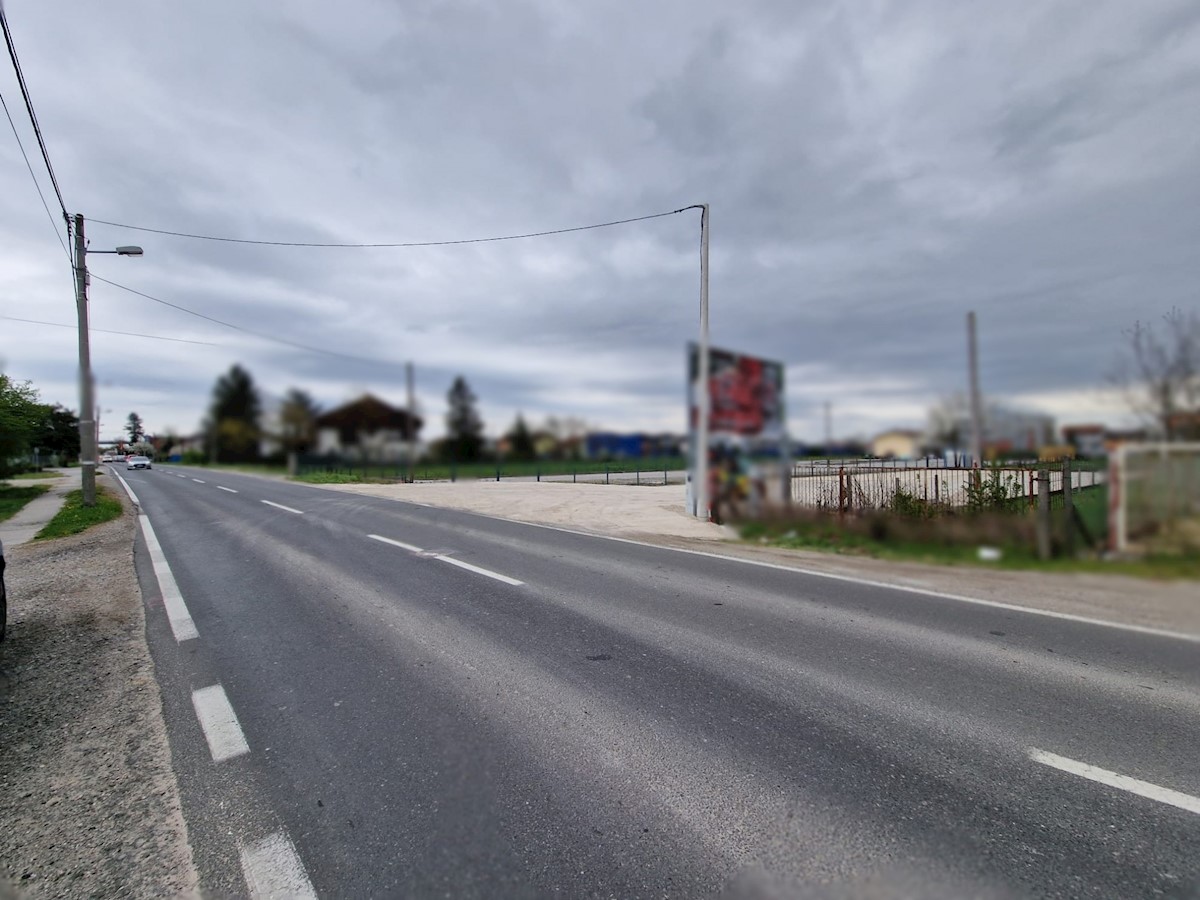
[789,459,1104,511]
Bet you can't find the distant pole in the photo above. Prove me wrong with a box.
[824,401,832,454]
[406,361,415,483]
[967,311,984,466]
[694,203,711,520]
[73,214,97,506]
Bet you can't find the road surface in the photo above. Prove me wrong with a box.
[113,464,1200,898]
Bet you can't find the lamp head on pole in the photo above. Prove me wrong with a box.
[115,246,144,257]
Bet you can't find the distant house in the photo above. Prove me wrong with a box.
[1063,424,1107,458]
[869,429,924,460]
[314,394,422,463]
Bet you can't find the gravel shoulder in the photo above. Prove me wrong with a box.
[0,482,197,898]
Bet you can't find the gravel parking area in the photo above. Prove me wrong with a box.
[0,490,196,898]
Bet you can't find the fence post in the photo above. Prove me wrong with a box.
[573,467,576,484]
[838,466,847,514]
[1062,457,1075,556]
[1036,468,1051,560]
[496,465,500,482]
[537,466,540,483]
[606,463,609,485]
[636,465,640,486]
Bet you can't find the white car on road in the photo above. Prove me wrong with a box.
[126,456,153,470]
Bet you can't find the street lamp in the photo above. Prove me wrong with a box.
[73,213,143,506]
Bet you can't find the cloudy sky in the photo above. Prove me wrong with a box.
[2,1,1198,444]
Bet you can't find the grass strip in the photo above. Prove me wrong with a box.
[34,487,123,540]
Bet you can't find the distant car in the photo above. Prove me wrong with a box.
[126,456,152,470]
[101,454,114,463]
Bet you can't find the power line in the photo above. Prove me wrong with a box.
[1,87,70,261]
[89,273,399,365]
[0,313,223,346]
[89,207,692,248]
[0,7,69,221]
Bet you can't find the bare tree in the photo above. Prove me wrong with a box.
[1111,307,1200,440]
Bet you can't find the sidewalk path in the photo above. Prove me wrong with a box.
[0,469,80,547]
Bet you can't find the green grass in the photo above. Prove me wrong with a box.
[34,487,123,540]
[7,470,63,480]
[741,515,1200,580]
[0,484,51,522]
[297,457,689,482]
[294,471,367,484]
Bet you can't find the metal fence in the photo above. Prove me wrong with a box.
[790,460,1105,511]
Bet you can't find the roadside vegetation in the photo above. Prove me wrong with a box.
[740,480,1197,580]
[0,484,51,522]
[7,470,63,480]
[35,487,123,540]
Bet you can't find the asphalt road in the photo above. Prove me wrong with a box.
[113,464,1200,898]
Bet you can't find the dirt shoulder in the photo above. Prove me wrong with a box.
[311,480,1200,637]
[0,486,197,898]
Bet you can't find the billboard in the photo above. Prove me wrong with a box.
[687,343,789,520]
[687,343,786,440]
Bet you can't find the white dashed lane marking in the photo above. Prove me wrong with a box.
[261,500,303,515]
[192,684,250,762]
[367,533,524,586]
[1030,749,1200,815]
[240,832,317,899]
[217,485,239,493]
[138,515,199,642]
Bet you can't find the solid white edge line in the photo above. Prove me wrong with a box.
[138,515,199,642]
[1030,749,1200,815]
[261,500,303,515]
[191,684,250,762]
[240,831,317,900]
[428,511,1200,644]
[217,485,239,493]
[113,472,140,505]
[367,533,424,553]
[192,478,206,483]
[262,475,1199,643]
[435,554,524,586]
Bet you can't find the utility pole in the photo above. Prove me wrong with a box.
[694,203,711,520]
[967,311,984,466]
[73,214,98,506]
[406,361,416,483]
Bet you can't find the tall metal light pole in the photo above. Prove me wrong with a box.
[967,311,984,466]
[73,213,143,506]
[684,203,711,520]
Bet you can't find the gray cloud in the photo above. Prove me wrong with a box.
[2,0,1198,443]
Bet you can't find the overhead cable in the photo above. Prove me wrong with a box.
[89,207,692,248]
[0,8,69,221]
[89,273,399,365]
[1,88,70,261]
[0,313,222,346]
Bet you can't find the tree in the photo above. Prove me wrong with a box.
[126,411,145,444]
[1112,307,1200,440]
[205,364,263,462]
[34,404,81,461]
[444,376,484,462]
[0,375,42,475]
[279,388,321,455]
[506,413,535,461]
